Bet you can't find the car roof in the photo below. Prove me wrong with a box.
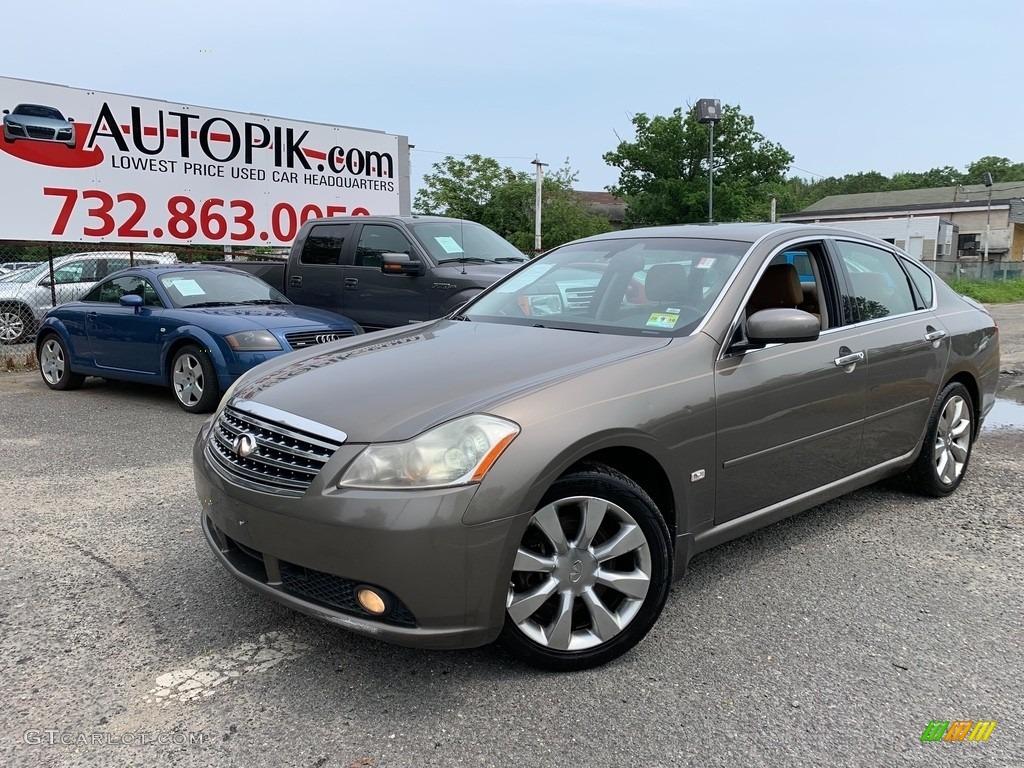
[124,263,248,276]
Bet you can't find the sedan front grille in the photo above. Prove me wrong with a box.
[206,402,346,495]
[285,328,356,349]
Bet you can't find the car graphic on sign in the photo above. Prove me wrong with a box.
[2,103,76,148]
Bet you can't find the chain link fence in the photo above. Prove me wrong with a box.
[0,240,284,349]
[921,258,1023,281]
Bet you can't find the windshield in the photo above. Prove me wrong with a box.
[14,104,65,120]
[463,236,748,335]
[3,262,50,283]
[159,270,289,309]
[409,221,527,264]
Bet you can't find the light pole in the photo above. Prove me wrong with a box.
[983,172,993,262]
[696,99,721,223]
[531,157,547,254]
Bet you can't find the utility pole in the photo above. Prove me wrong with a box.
[531,157,547,254]
[983,172,993,263]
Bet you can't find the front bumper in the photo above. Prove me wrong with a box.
[193,418,523,649]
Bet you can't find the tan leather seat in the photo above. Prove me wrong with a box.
[747,263,803,314]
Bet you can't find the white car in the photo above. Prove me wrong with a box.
[0,252,177,344]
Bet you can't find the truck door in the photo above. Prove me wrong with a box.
[286,222,352,313]
[342,223,431,330]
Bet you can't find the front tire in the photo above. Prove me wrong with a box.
[170,345,219,413]
[38,334,85,390]
[904,382,974,497]
[500,462,672,671]
[0,304,33,344]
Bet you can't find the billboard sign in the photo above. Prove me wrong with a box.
[0,77,409,246]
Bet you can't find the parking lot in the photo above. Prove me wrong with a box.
[0,306,1022,768]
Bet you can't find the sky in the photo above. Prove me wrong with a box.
[5,0,1022,200]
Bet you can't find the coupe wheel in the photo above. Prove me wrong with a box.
[38,334,85,391]
[0,305,33,344]
[171,345,219,413]
[905,382,974,496]
[500,462,671,671]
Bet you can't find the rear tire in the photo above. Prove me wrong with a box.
[904,382,974,497]
[499,462,672,671]
[38,334,85,391]
[171,345,219,413]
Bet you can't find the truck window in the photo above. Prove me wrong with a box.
[355,225,413,268]
[301,224,352,265]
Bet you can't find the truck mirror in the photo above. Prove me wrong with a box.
[381,252,422,276]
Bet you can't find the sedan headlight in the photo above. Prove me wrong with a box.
[224,330,282,351]
[338,415,520,489]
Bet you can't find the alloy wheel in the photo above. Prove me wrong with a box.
[40,338,66,385]
[507,495,653,652]
[934,394,971,485]
[173,353,205,407]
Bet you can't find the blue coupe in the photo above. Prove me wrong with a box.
[35,264,363,412]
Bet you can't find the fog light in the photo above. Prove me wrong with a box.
[357,587,387,615]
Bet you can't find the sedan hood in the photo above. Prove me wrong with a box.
[232,320,669,442]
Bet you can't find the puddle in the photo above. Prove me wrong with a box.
[984,397,1024,431]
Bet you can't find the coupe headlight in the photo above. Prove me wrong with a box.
[338,415,520,489]
[224,330,281,351]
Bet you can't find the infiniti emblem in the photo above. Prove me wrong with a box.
[316,333,341,344]
[569,560,583,583]
[232,432,258,459]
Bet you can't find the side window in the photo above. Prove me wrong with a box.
[835,241,917,321]
[88,275,162,306]
[902,259,935,308]
[747,241,833,328]
[355,225,413,268]
[300,224,351,265]
[52,260,97,284]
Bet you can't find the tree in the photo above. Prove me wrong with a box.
[603,105,794,226]
[413,154,519,220]
[481,161,612,250]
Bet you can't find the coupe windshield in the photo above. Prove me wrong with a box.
[159,270,289,309]
[464,237,749,335]
[409,221,527,264]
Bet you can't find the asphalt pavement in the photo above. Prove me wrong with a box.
[0,310,1021,768]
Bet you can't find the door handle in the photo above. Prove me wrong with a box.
[924,328,947,342]
[289,275,302,287]
[834,351,865,367]
[344,278,359,289]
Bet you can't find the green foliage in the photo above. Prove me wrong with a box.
[602,105,794,226]
[776,156,1024,216]
[945,278,1024,304]
[413,154,523,220]
[416,156,611,250]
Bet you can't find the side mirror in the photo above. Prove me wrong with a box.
[746,308,820,345]
[40,277,52,287]
[119,293,144,313]
[1,110,8,115]
[381,252,423,276]
[68,117,74,122]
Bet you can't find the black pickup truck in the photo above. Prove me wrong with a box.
[210,215,528,331]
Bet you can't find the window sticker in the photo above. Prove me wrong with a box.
[695,257,716,269]
[646,311,680,329]
[435,236,464,254]
[165,278,205,297]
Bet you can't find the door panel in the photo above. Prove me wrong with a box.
[714,327,866,523]
[286,222,352,313]
[342,224,430,329]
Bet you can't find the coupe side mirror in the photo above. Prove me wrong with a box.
[746,308,820,345]
[119,293,144,313]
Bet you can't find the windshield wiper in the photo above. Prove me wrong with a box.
[531,323,598,333]
[438,257,488,265]
[186,301,236,308]
[493,256,527,263]
[236,299,281,305]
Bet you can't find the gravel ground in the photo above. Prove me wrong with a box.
[0,308,1021,768]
